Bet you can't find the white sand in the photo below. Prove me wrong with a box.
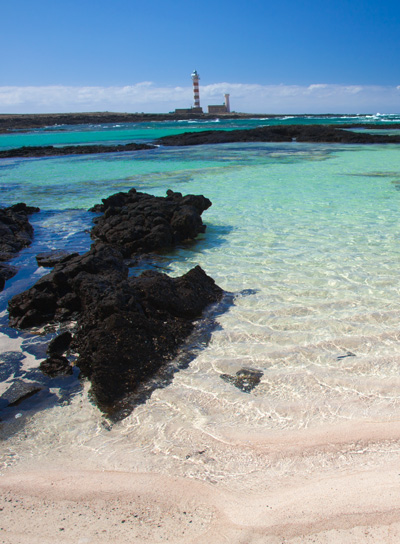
[2,418,400,543]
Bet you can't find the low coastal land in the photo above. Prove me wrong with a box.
[0,111,281,133]
[1,116,400,160]
[1,115,400,543]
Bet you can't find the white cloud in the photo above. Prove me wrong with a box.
[0,82,399,114]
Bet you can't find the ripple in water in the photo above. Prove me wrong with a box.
[1,127,400,477]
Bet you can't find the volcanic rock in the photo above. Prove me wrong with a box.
[0,263,18,291]
[89,188,211,257]
[9,255,223,412]
[0,380,43,409]
[47,331,73,355]
[0,203,40,262]
[0,202,40,291]
[73,265,223,411]
[8,189,223,414]
[8,244,127,329]
[0,142,156,159]
[36,250,75,267]
[40,355,73,378]
[220,368,264,393]
[157,124,400,146]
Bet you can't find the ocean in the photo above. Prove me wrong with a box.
[2,114,400,487]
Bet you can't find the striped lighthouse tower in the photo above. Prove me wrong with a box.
[191,70,201,109]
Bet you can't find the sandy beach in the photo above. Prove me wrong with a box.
[2,417,400,543]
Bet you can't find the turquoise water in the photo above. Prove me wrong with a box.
[1,113,399,150]
[2,115,400,461]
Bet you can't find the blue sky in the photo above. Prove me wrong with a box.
[1,0,400,113]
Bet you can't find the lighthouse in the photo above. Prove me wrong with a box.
[191,70,201,109]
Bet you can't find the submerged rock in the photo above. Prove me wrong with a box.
[0,380,43,410]
[220,368,263,393]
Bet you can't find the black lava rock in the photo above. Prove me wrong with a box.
[40,354,73,378]
[0,142,155,159]
[7,189,223,415]
[0,203,39,261]
[47,331,73,355]
[0,263,18,291]
[0,202,40,291]
[8,244,128,329]
[36,250,76,267]
[73,265,223,412]
[89,188,211,257]
[157,124,400,146]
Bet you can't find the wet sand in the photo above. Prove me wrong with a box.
[2,419,400,543]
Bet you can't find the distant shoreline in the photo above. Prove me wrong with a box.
[1,122,400,159]
[0,111,379,133]
[0,112,275,133]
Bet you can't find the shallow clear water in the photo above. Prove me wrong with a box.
[2,116,400,475]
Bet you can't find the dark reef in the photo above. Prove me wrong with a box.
[2,122,399,159]
[7,190,223,415]
[157,124,400,146]
[0,142,155,159]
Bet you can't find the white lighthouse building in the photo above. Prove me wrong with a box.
[176,71,232,115]
[191,70,200,108]
[190,70,203,113]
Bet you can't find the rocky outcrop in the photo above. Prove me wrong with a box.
[36,250,74,267]
[0,203,40,261]
[73,265,222,412]
[0,263,18,291]
[9,189,212,328]
[8,244,127,329]
[90,188,212,257]
[8,190,223,415]
[157,124,400,146]
[0,203,40,291]
[39,331,74,378]
[9,246,223,413]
